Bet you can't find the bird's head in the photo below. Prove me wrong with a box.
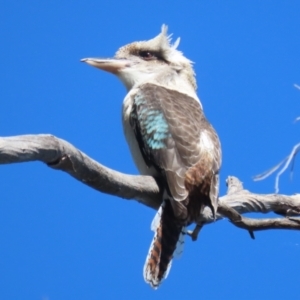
[82,25,197,95]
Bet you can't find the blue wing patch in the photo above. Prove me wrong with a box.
[131,93,171,154]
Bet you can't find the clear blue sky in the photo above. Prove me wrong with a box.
[1,1,299,299]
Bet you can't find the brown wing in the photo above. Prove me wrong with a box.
[130,83,221,214]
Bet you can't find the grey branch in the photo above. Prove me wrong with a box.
[253,143,300,193]
[254,83,300,193]
[1,134,300,237]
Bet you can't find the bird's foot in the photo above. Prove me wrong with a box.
[187,224,203,241]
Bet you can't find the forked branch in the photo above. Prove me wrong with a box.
[1,134,300,236]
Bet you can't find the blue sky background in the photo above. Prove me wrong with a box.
[1,1,299,299]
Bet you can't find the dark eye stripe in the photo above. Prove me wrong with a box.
[139,51,156,60]
[136,50,169,64]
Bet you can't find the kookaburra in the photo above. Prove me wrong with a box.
[82,25,221,289]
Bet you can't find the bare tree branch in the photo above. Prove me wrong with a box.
[253,143,300,193]
[1,134,300,237]
[218,203,300,233]
[0,134,162,209]
[254,84,300,192]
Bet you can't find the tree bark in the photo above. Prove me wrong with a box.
[1,134,300,237]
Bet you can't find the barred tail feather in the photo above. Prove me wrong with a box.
[143,201,185,289]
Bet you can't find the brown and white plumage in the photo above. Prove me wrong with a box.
[81,25,222,289]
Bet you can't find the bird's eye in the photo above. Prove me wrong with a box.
[139,51,155,60]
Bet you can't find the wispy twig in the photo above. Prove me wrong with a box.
[254,84,299,192]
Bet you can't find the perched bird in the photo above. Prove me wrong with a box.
[82,25,221,289]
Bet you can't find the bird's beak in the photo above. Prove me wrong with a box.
[81,58,130,74]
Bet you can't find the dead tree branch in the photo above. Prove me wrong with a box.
[253,83,300,192]
[1,134,300,237]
